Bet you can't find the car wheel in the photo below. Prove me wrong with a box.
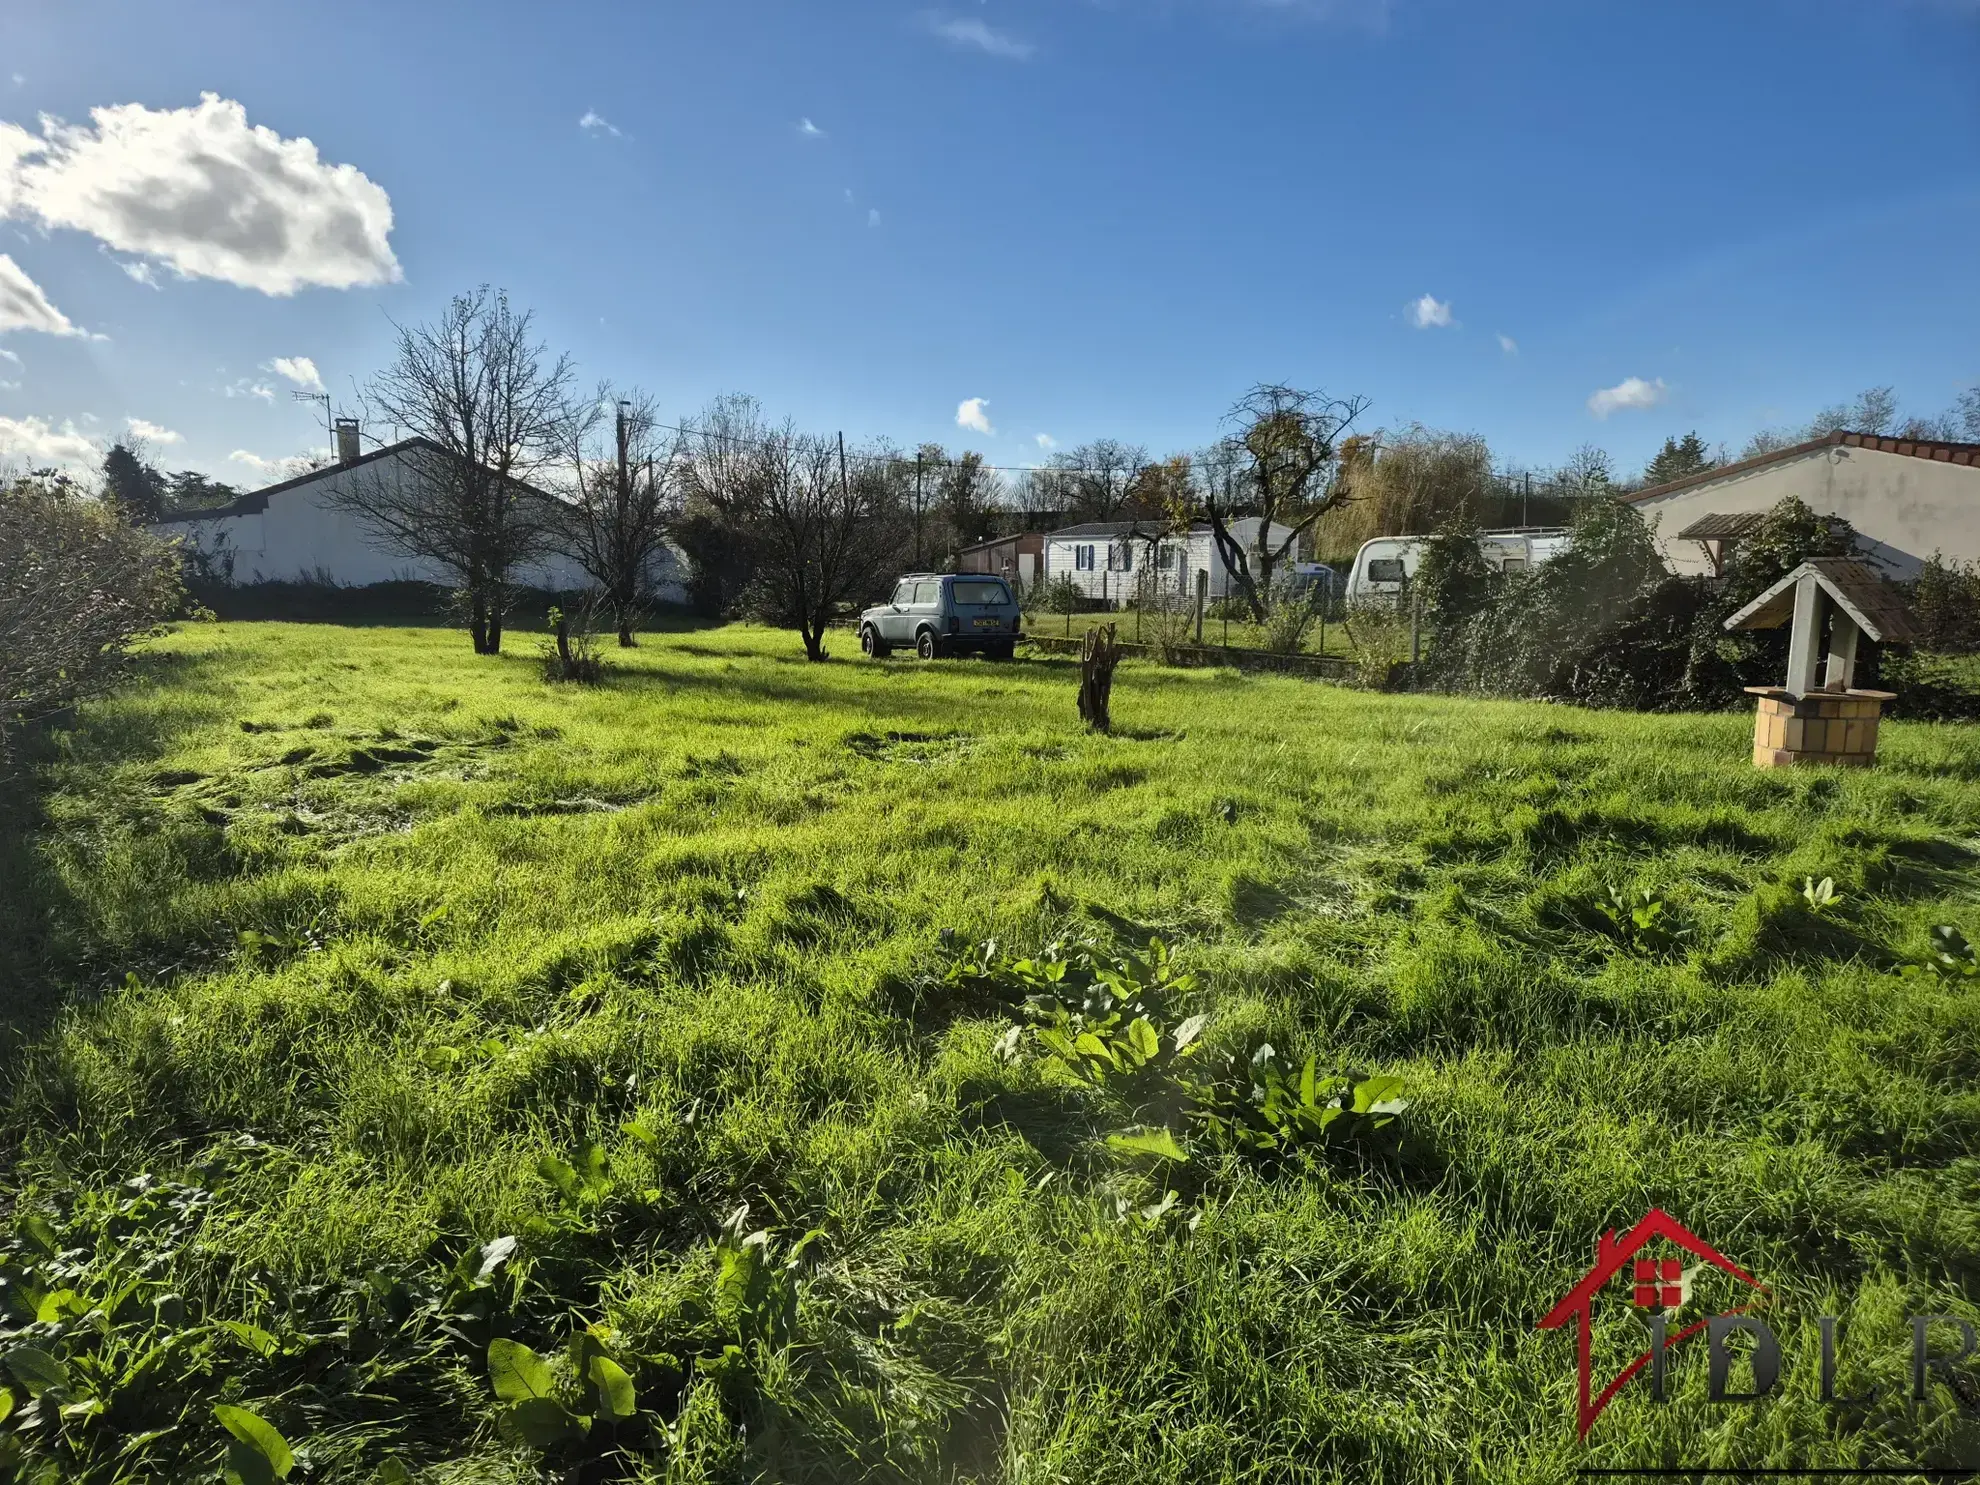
[861,625,889,659]
[916,629,940,660]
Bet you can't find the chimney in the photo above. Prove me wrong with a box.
[334,417,362,467]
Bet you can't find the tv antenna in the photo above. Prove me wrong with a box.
[292,389,332,442]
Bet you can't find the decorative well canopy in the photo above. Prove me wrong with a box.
[1722,559,1919,644]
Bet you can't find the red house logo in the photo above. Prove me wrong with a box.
[1536,1209,1769,1437]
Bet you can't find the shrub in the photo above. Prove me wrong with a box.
[1257,568,1323,654]
[1909,554,1980,653]
[541,605,607,684]
[1408,495,1967,714]
[0,475,184,764]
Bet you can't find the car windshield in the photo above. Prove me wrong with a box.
[951,579,1010,605]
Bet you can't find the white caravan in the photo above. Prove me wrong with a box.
[1344,529,1572,604]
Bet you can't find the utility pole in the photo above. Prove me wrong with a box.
[616,400,633,533]
[913,451,924,569]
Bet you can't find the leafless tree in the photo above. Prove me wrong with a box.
[551,387,684,645]
[331,287,573,653]
[1554,442,1615,494]
[1,475,182,766]
[1052,439,1149,521]
[688,417,907,660]
[1197,383,1369,621]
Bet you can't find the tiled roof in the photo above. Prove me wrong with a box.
[152,437,556,524]
[1722,558,1921,644]
[1674,511,1767,540]
[1631,430,1980,505]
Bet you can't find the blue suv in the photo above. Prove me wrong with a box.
[859,573,1023,660]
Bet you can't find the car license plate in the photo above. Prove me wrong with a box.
[973,617,1000,629]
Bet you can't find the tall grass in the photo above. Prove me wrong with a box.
[2,621,1978,1481]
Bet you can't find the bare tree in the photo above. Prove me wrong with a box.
[685,412,908,660]
[551,387,683,645]
[1554,442,1615,494]
[332,287,573,653]
[1197,383,1369,621]
[1052,439,1149,521]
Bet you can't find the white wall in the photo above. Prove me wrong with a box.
[153,446,687,600]
[1634,445,1980,579]
[1042,519,1296,604]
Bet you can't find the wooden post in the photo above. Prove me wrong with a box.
[1409,584,1421,665]
[1194,568,1207,646]
[1786,575,1823,697]
[1825,617,1860,692]
[1079,623,1122,733]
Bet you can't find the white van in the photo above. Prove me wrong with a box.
[1345,529,1571,604]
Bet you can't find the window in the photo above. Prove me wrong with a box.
[891,581,914,606]
[1074,544,1095,571]
[952,579,1010,605]
[1157,543,1179,571]
[911,580,938,605]
[1108,543,1134,572]
[1366,557,1406,584]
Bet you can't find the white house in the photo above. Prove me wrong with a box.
[1042,517,1300,606]
[150,432,687,601]
[1630,430,1980,580]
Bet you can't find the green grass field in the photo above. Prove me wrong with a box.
[4,620,1979,1483]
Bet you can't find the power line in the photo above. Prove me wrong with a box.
[639,415,1586,489]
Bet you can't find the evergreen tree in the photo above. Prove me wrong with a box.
[100,442,168,524]
[163,469,243,513]
[1643,431,1715,488]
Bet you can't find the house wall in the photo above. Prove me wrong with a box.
[1634,446,1980,579]
[154,448,687,599]
[1041,519,1297,605]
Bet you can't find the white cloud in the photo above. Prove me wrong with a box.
[126,416,182,445]
[798,118,825,138]
[924,15,1036,59]
[1588,375,1668,419]
[1407,293,1454,329]
[1497,333,1518,357]
[118,257,158,288]
[267,355,322,391]
[578,110,621,137]
[0,413,97,466]
[843,187,854,204]
[867,207,882,228]
[0,93,399,295]
[1035,432,1056,449]
[229,447,310,477]
[224,378,275,401]
[0,253,79,336]
[956,397,994,435]
[0,346,19,365]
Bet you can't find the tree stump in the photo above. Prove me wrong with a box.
[1079,623,1121,733]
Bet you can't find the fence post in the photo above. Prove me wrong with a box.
[1410,584,1421,665]
[1194,569,1207,646]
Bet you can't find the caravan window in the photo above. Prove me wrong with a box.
[1366,557,1407,583]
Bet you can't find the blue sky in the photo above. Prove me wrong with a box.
[1,0,1976,485]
